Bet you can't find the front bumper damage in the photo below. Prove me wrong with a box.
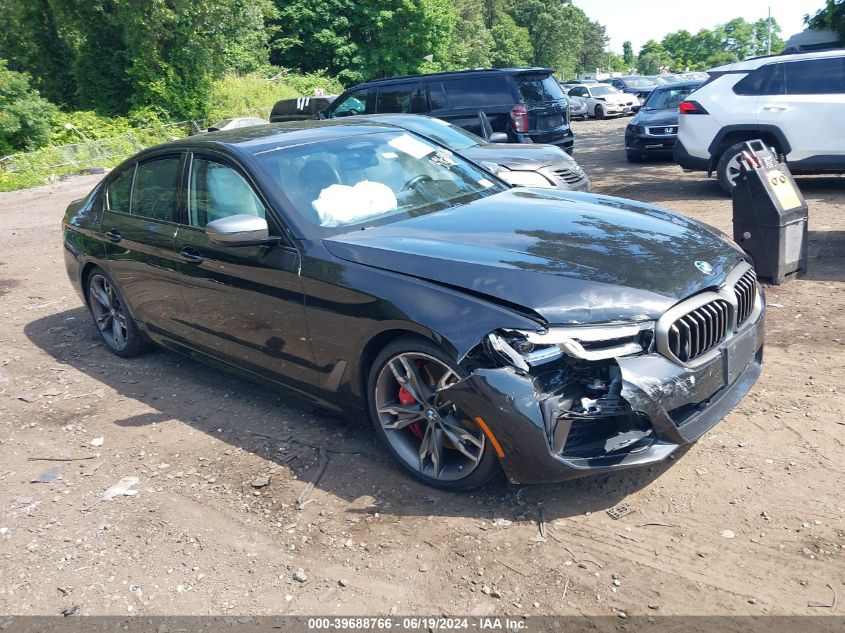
[444,310,764,484]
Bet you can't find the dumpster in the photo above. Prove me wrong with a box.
[732,139,808,284]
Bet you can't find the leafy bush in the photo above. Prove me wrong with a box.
[0,60,57,156]
[206,71,344,123]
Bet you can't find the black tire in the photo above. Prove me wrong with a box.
[717,141,755,195]
[366,336,501,490]
[595,104,605,120]
[85,266,149,358]
[626,150,644,163]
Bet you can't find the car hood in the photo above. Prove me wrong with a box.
[322,189,744,325]
[632,109,679,126]
[460,143,573,170]
[600,93,635,104]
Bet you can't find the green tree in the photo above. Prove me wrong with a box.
[0,60,58,155]
[622,40,634,67]
[661,30,693,69]
[446,0,494,68]
[637,40,673,73]
[717,18,755,59]
[807,0,845,42]
[510,0,588,79]
[749,17,784,55]
[578,20,610,73]
[273,0,455,85]
[0,0,77,106]
[489,11,534,68]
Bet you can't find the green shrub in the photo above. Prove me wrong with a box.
[0,59,58,156]
[206,71,345,123]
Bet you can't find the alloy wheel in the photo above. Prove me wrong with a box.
[88,274,129,351]
[374,352,485,481]
[724,152,743,189]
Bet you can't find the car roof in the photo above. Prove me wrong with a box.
[343,67,555,90]
[709,47,845,72]
[651,80,704,91]
[143,120,405,157]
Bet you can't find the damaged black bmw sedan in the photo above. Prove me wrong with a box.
[63,120,764,490]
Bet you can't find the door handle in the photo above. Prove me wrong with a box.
[763,106,787,111]
[104,229,121,242]
[180,247,203,264]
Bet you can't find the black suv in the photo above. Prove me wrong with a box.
[323,68,574,154]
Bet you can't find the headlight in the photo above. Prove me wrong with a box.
[497,170,555,188]
[627,124,643,134]
[489,322,655,369]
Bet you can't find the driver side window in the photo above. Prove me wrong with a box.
[188,158,266,228]
[332,89,371,117]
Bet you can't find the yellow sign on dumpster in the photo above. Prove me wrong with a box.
[767,169,802,211]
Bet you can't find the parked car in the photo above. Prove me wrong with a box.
[323,68,574,154]
[567,94,589,120]
[674,49,845,192]
[606,76,660,106]
[625,80,705,162]
[567,84,638,119]
[63,119,764,490]
[205,117,267,132]
[269,95,336,122]
[348,113,590,191]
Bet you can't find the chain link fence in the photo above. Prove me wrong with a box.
[0,107,275,191]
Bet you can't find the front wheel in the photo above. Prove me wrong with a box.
[86,267,148,357]
[367,336,501,490]
[594,104,605,120]
[626,150,644,163]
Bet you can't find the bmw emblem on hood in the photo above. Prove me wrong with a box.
[695,260,716,275]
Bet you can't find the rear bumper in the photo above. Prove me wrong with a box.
[445,310,764,484]
[673,139,710,171]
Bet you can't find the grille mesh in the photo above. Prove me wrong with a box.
[668,299,731,363]
[552,165,587,185]
[734,269,757,326]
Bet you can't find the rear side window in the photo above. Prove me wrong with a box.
[108,165,135,214]
[441,75,513,108]
[428,82,449,110]
[514,74,566,103]
[376,84,427,113]
[131,157,181,222]
[784,57,845,95]
[734,64,784,96]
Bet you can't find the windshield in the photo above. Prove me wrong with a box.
[515,74,566,103]
[623,77,659,88]
[644,85,701,110]
[590,85,618,96]
[384,116,482,151]
[254,131,505,229]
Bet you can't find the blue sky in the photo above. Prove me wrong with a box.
[571,0,827,53]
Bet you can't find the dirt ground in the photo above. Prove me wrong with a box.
[0,116,843,618]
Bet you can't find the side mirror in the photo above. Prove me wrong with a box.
[205,214,270,246]
[317,110,327,120]
[488,132,509,144]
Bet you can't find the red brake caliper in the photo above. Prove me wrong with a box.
[398,381,425,439]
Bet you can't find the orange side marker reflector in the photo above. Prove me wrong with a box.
[474,416,505,458]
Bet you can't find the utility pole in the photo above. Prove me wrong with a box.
[767,6,772,55]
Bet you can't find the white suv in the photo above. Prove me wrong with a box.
[674,49,845,193]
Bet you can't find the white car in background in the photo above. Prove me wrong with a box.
[674,49,845,193]
[567,84,638,119]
